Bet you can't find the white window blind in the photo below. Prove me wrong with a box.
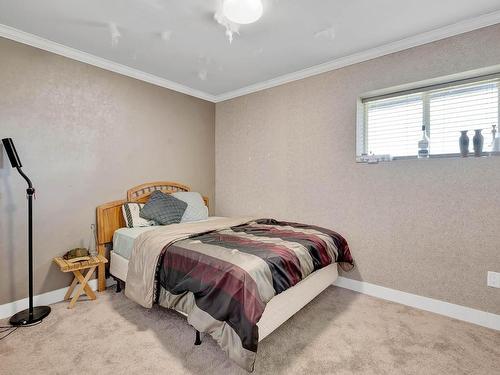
[429,81,498,154]
[365,94,423,157]
[360,75,500,159]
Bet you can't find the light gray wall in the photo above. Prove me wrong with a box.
[215,24,500,314]
[0,37,215,305]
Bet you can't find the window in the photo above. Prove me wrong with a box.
[358,75,500,160]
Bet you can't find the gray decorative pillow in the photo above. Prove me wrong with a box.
[139,190,187,225]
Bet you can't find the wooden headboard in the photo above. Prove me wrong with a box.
[95,181,209,292]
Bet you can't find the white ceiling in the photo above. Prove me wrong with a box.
[1,0,500,101]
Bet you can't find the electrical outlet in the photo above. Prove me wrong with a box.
[487,271,500,288]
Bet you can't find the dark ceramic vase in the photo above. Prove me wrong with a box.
[459,131,469,157]
[473,129,484,157]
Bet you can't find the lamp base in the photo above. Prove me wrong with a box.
[9,306,51,326]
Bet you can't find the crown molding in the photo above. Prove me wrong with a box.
[215,10,500,102]
[0,23,218,102]
[1,10,500,104]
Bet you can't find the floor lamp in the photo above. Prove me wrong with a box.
[2,138,51,326]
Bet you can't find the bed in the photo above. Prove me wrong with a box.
[96,182,353,371]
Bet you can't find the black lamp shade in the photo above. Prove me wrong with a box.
[2,138,23,168]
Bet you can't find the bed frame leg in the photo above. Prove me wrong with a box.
[194,330,202,345]
[114,277,122,293]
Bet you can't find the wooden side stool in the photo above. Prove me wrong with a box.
[53,255,108,309]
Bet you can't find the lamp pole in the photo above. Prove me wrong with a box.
[2,138,51,326]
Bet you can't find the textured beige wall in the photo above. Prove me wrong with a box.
[0,38,215,305]
[216,25,500,314]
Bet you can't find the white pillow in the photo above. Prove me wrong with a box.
[122,202,156,228]
[172,192,208,223]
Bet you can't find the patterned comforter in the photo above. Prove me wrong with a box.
[150,219,353,371]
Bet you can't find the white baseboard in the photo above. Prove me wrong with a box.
[0,278,116,320]
[3,276,498,331]
[333,276,500,331]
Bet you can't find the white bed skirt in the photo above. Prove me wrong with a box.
[110,251,338,341]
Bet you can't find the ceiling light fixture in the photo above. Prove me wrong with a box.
[222,0,263,25]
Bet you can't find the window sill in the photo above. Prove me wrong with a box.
[356,151,500,163]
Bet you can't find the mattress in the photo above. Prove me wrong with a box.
[110,250,338,342]
[113,227,158,260]
[112,217,223,260]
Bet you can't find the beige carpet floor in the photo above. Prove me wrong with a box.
[1,286,499,375]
